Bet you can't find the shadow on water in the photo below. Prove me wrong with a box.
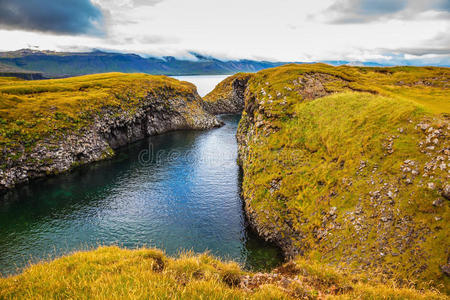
[235,166,284,271]
[0,114,283,276]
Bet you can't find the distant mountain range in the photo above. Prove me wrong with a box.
[0,49,387,79]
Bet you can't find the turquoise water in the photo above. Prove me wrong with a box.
[0,114,282,276]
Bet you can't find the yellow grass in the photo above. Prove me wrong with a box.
[0,246,446,299]
[0,73,197,151]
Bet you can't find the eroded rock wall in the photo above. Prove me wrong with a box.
[0,91,221,190]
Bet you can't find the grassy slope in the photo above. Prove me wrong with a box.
[235,64,450,291]
[247,64,449,113]
[0,73,197,158]
[0,246,446,299]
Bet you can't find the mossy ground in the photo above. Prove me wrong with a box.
[0,246,446,299]
[0,73,197,153]
[228,64,450,293]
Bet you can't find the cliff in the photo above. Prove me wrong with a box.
[203,73,252,114]
[208,64,450,292]
[0,73,221,190]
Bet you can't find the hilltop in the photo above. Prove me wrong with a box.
[205,64,450,293]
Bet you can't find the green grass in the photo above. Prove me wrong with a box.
[206,63,449,114]
[0,246,287,300]
[0,73,198,156]
[0,246,445,299]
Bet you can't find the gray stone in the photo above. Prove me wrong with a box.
[329,207,337,216]
[442,184,450,200]
[432,199,443,207]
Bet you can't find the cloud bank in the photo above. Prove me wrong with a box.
[0,0,104,35]
[322,0,450,23]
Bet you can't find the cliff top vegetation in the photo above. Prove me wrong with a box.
[0,73,197,152]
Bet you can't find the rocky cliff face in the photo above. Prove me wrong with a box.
[0,78,221,190]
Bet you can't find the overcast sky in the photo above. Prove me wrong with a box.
[0,0,448,64]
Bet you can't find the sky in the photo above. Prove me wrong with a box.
[0,0,449,65]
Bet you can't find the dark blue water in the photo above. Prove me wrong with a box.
[0,114,282,276]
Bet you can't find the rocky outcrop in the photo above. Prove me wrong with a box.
[0,89,221,190]
[235,71,355,258]
[202,73,252,114]
[211,64,450,291]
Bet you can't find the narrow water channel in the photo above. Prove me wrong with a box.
[0,114,282,276]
